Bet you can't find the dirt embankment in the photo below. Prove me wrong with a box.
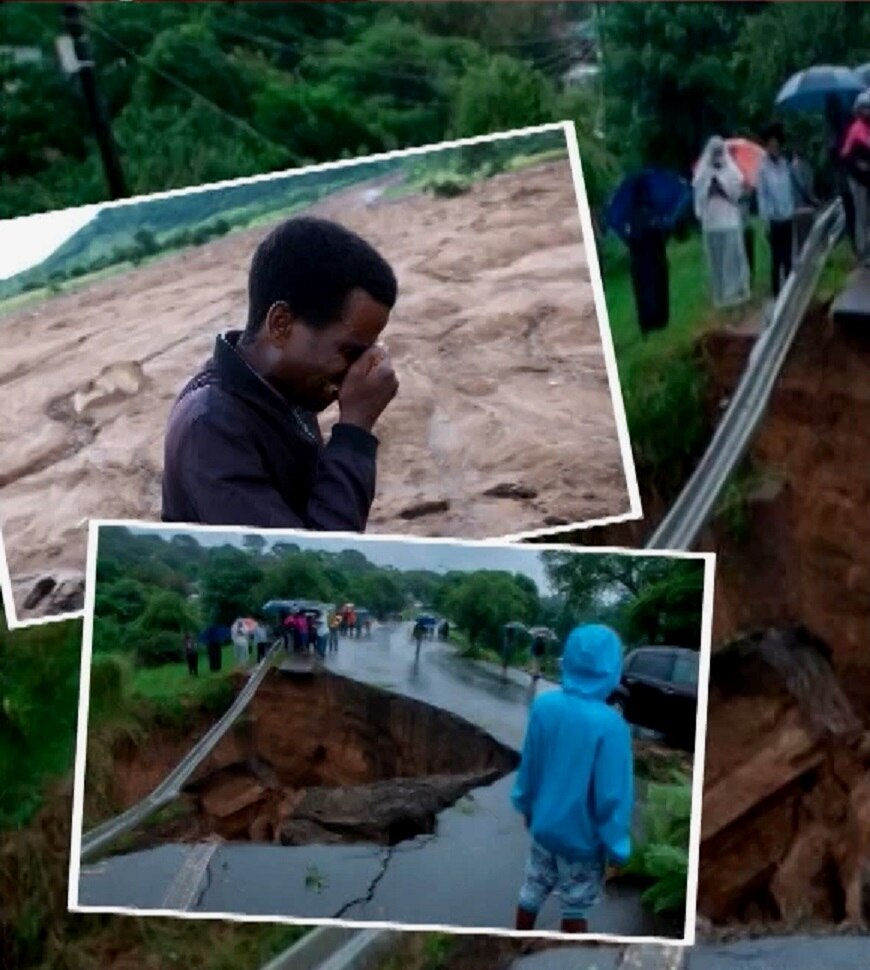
[544,303,870,932]
[94,670,518,851]
[1,161,629,618]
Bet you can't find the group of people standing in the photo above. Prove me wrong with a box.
[694,90,870,317]
[182,620,270,677]
[693,124,806,311]
[627,89,870,339]
[278,608,331,658]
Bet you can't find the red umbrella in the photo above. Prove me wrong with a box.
[693,138,765,187]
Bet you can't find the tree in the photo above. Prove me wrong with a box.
[542,552,706,647]
[445,571,538,650]
[256,551,333,605]
[126,589,198,666]
[200,547,263,625]
[598,3,760,171]
[94,577,148,625]
[543,551,672,609]
[622,560,705,648]
[452,53,556,138]
[242,534,267,556]
[352,571,405,619]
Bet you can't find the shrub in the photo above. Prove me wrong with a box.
[625,772,692,914]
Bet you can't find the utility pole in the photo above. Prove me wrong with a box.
[58,2,127,199]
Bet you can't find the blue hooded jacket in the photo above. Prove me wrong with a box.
[511,624,634,864]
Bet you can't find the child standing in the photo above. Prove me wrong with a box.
[511,624,634,934]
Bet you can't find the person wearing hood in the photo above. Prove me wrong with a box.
[511,624,634,934]
[693,136,751,309]
[841,90,870,267]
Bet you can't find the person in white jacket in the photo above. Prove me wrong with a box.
[231,619,250,667]
[693,137,751,309]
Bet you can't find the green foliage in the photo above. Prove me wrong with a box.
[623,560,706,647]
[620,344,709,495]
[625,773,692,915]
[1,3,599,220]
[88,652,131,723]
[422,932,456,968]
[599,4,754,171]
[444,570,539,651]
[200,547,264,626]
[417,170,472,198]
[542,552,704,648]
[452,53,556,138]
[0,616,83,829]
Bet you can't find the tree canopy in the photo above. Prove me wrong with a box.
[92,528,705,667]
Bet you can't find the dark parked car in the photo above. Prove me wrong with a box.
[609,646,699,751]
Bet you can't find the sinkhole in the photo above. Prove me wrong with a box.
[135,670,519,849]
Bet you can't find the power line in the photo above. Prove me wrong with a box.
[86,17,291,158]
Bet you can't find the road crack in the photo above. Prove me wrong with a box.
[332,845,395,919]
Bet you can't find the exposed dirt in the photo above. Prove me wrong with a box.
[98,670,518,852]
[579,304,870,932]
[0,160,630,618]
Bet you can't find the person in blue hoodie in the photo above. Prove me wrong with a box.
[511,624,634,934]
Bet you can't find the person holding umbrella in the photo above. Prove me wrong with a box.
[624,175,670,337]
[841,90,870,267]
[757,122,797,298]
[693,137,751,310]
[607,169,691,338]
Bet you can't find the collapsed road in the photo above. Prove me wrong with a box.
[78,623,679,939]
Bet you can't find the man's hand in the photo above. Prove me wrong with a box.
[338,345,399,433]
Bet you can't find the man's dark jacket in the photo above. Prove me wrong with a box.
[161,331,378,530]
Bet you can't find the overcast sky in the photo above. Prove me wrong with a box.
[126,525,557,595]
[0,204,101,279]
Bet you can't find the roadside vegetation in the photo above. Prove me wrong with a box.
[0,609,306,970]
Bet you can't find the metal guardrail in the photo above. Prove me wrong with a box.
[79,641,281,863]
[259,928,400,970]
[647,200,844,551]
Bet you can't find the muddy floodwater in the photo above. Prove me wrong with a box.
[0,160,631,618]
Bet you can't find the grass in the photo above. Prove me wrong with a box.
[130,644,239,714]
[0,615,310,969]
[816,238,856,304]
[599,222,778,499]
[0,619,84,830]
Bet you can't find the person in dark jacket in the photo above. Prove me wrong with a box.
[183,633,198,677]
[625,176,669,336]
[162,217,399,529]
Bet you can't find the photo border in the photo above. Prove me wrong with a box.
[69,517,713,947]
[1,119,641,630]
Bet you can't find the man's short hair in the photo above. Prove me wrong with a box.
[245,216,397,336]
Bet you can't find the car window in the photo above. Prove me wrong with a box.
[627,650,673,681]
[672,654,699,686]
